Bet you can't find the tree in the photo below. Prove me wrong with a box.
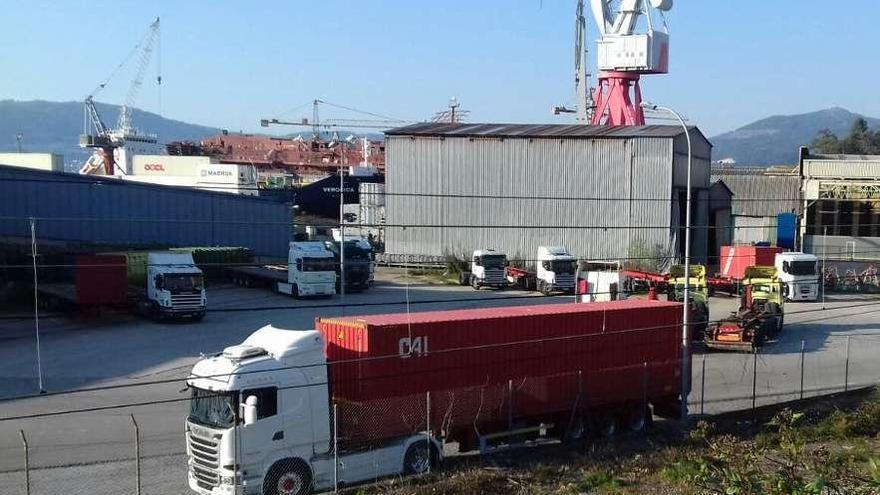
[811,118,880,155]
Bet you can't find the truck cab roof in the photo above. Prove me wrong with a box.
[290,241,334,258]
[538,246,575,260]
[473,249,504,257]
[776,252,818,262]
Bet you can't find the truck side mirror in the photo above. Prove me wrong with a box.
[242,395,258,426]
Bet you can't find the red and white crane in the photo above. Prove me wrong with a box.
[591,0,673,125]
[555,1,673,126]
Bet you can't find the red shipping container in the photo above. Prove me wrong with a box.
[74,255,127,306]
[719,245,782,280]
[317,300,684,446]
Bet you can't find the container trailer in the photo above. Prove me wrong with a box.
[717,245,783,281]
[36,252,206,320]
[185,300,685,495]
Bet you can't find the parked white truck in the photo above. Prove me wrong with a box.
[230,242,336,297]
[464,249,509,289]
[775,252,820,301]
[535,246,577,295]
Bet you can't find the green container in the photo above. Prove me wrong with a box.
[102,251,150,287]
[170,247,253,280]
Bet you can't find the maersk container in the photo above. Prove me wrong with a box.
[719,245,783,280]
[316,300,684,446]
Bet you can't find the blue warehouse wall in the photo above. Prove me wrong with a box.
[0,166,292,258]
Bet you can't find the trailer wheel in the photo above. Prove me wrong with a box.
[403,440,438,475]
[592,413,617,438]
[264,458,312,495]
[623,405,650,433]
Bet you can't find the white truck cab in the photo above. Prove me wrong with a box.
[277,242,337,297]
[146,252,206,319]
[468,249,508,289]
[536,246,577,295]
[186,325,433,495]
[576,260,630,303]
[775,252,819,301]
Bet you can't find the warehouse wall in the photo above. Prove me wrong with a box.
[0,166,293,258]
[385,135,709,269]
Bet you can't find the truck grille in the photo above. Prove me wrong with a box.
[484,269,506,284]
[188,431,220,490]
[172,294,204,311]
[555,274,575,288]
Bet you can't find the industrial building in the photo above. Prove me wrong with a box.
[383,123,712,268]
[800,150,880,259]
[0,152,65,172]
[710,167,801,246]
[0,165,293,259]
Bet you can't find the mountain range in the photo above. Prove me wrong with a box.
[710,107,880,166]
[2,100,877,168]
[0,100,219,169]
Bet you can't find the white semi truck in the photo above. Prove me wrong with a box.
[185,325,434,495]
[230,242,337,297]
[775,252,820,301]
[535,246,577,295]
[464,249,509,289]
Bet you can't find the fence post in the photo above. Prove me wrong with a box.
[751,347,758,416]
[425,391,432,475]
[333,403,339,493]
[507,379,514,445]
[131,414,141,495]
[20,430,29,495]
[844,336,851,392]
[799,340,806,400]
[700,353,706,416]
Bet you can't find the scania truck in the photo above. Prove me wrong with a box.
[185,301,685,495]
[229,242,336,297]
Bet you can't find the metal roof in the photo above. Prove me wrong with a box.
[711,168,801,217]
[386,122,710,143]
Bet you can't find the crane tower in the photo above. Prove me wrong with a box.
[590,0,673,126]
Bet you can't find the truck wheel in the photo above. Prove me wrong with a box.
[403,440,437,475]
[470,275,481,290]
[264,459,312,495]
[538,280,551,296]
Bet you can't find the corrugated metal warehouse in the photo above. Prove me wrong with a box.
[0,165,293,259]
[710,167,801,246]
[800,151,880,259]
[384,123,712,268]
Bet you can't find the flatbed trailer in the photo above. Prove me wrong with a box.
[228,265,289,288]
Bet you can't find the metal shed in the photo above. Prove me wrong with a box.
[383,123,712,269]
[0,165,293,259]
[710,167,801,246]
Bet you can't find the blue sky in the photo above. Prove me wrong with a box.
[2,0,879,137]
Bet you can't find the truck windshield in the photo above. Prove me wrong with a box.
[302,258,335,272]
[785,261,817,276]
[162,274,204,292]
[343,247,371,261]
[481,255,506,269]
[550,260,577,274]
[189,387,237,429]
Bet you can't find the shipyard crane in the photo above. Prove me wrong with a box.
[589,0,673,126]
[552,0,593,122]
[80,17,161,175]
[261,99,416,133]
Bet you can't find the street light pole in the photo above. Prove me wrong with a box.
[641,101,692,424]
